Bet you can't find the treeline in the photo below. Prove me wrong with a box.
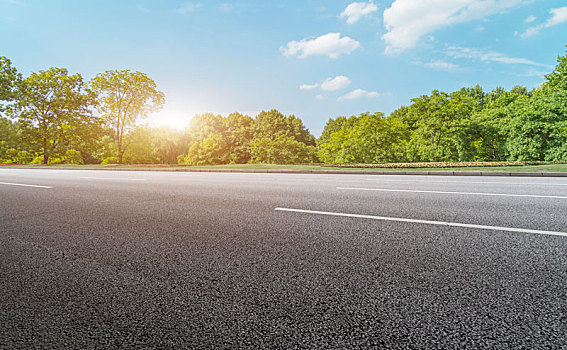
[0,56,317,165]
[1,47,566,165]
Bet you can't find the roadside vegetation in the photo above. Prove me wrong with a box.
[1,46,566,167]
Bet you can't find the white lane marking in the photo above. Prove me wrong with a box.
[337,187,567,199]
[79,177,146,181]
[275,208,567,237]
[366,179,567,186]
[0,182,53,189]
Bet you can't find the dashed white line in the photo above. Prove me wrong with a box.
[366,179,567,186]
[275,208,567,237]
[337,187,567,199]
[0,182,53,189]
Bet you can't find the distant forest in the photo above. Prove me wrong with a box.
[1,46,566,165]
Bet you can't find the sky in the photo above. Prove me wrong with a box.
[1,0,566,136]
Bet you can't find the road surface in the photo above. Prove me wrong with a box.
[1,169,566,348]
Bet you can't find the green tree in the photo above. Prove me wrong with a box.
[249,109,317,164]
[317,116,349,147]
[464,87,529,160]
[317,113,409,163]
[403,89,479,161]
[152,126,188,164]
[123,126,158,164]
[0,56,20,109]
[545,46,567,91]
[506,87,567,161]
[9,67,96,164]
[182,133,230,165]
[224,112,254,163]
[0,117,36,164]
[186,113,225,142]
[90,70,164,164]
[253,109,316,146]
[250,135,317,164]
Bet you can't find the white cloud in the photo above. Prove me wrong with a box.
[299,76,351,92]
[382,0,527,53]
[547,7,567,26]
[521,7,567,38]
[520,67,550,78]
[424,60,463,72]
[445,46,551,67]
[281,33,361,59]
[299,83,319,90]
[524,15,537,23]
[340,1,378,24]
[321,76,351,91]
[174,2,200,14]
[338,89,380,101]
[316,94,325,100]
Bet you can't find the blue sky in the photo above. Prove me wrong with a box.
[1,0,566,135]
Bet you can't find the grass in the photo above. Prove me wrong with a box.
[3,163,567,172]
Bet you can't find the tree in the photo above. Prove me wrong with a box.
[403,89,478,161]
[152,126,188,164]
[545,46,567,91]
[186,113,225,142]
[224,112,254,163]
[317,113,409,163]
[464,87,529,161]
[0,56,20,108]
[0,117,35,164]
[506,87,567,161]
[253,109,316,146]
[250,135,317,164]
[182,133,230,165]
[249,109,317,164]
[122,126,158,164]
[9,67,96,164]
[90,70,164,164]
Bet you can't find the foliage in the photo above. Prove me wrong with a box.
[318,113,409,163]
[322,161,525,168]
[506,87,567,161]
[8,67,97,164]
[0,56,21,108]
[151,126,189,164]
[545,45,567,91]
[253,109,316,146]
[2,47,567,166]
[90,70,165,164]
[182,133,230,165]
[179,109,317,165]
[123,126,159,164]
[250,135,317,164]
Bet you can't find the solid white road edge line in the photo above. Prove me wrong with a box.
[366,179,567,186]
[274,208,567,237]
[337,187,567,199]
[79,177,146,181]
[0,182,53,189]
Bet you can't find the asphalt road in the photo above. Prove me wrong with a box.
[1,169,566,349]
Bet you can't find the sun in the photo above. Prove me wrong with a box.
[147,111,190,130]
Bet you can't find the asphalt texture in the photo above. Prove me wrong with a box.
[1,169,566,349]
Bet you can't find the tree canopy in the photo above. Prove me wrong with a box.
[90,70,165,164]
[7,68,96,164]
[1,46,567,166]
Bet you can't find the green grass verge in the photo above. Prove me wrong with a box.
[3,163,567,172]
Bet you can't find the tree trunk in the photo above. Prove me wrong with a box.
[43,137,48,165]
[118,140,123,164]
